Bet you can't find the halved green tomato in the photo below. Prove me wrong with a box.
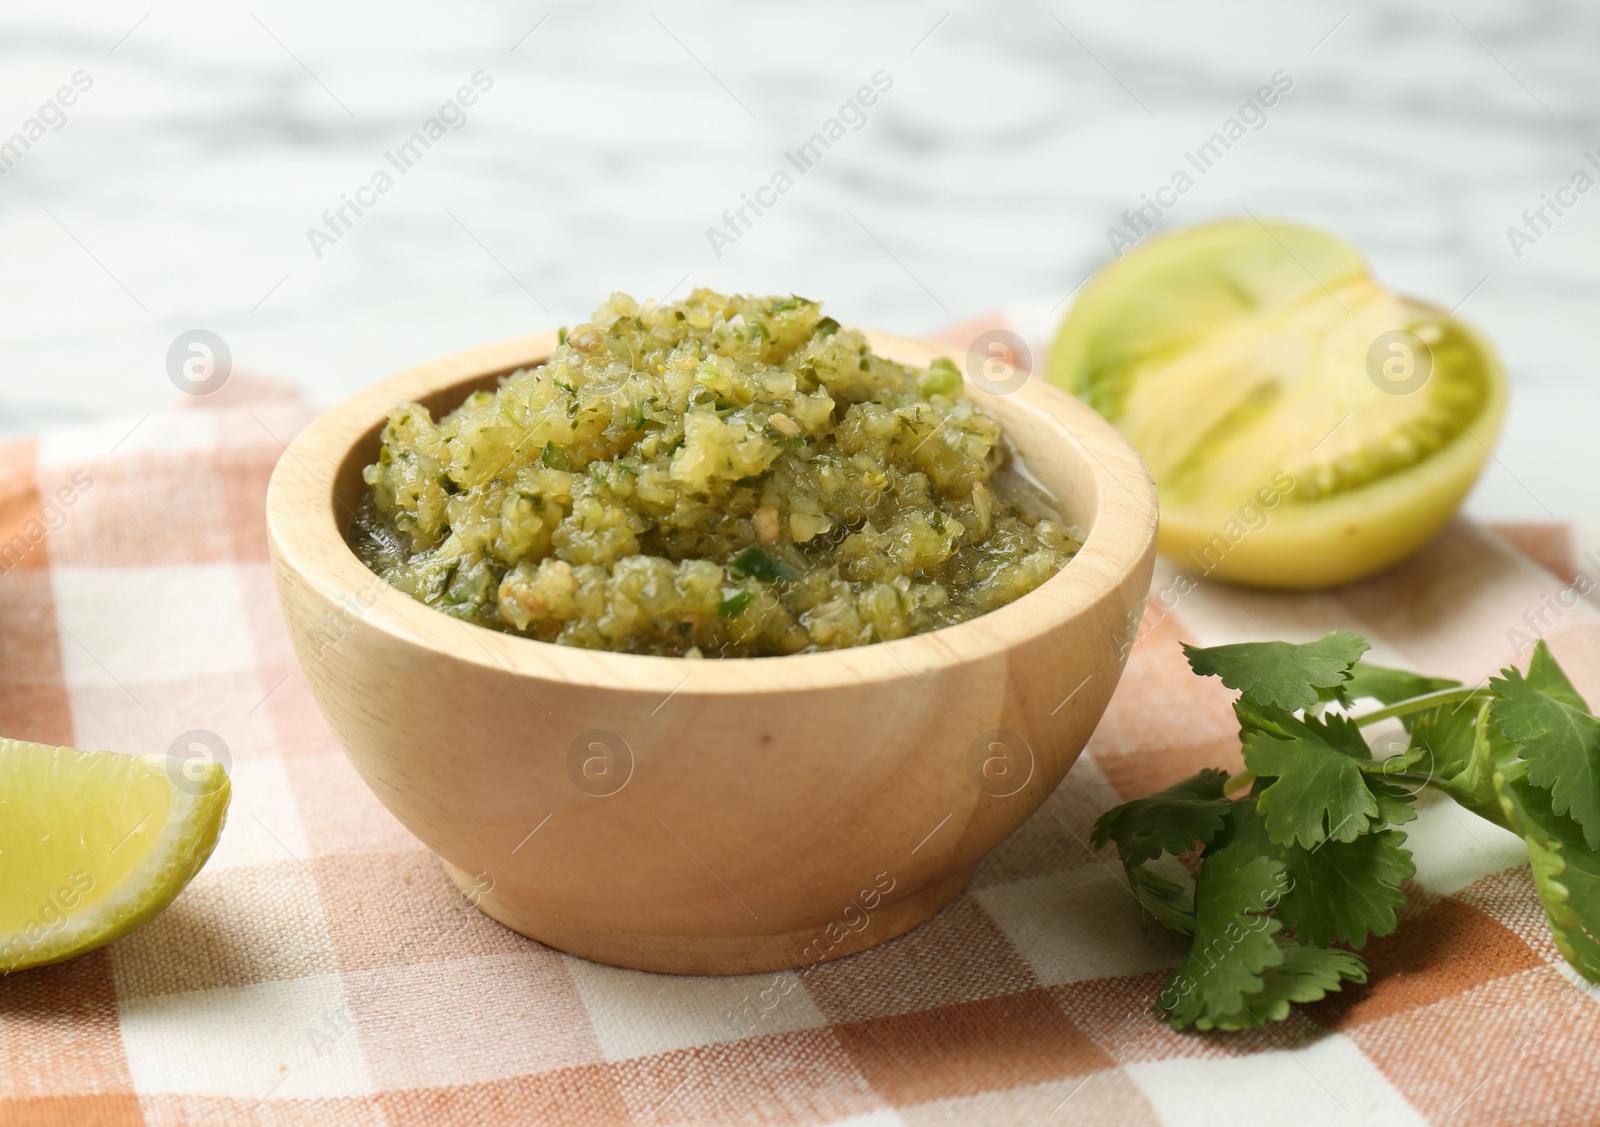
[1048,218,1508,588]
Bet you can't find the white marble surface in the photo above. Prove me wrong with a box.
[0,1,1593,519]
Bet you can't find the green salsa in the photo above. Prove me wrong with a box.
[350,290,1079,657]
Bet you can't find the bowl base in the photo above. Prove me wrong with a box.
[441,859,976,976]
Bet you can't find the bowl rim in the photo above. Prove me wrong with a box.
[265,327,1157,697]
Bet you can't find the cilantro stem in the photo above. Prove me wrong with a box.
[1223,770,1254,797]
[1368,769,1517,833]
[1353,687,1485,727]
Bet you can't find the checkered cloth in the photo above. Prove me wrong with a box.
[3,315,1599,1127]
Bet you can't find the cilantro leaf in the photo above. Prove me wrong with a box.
[1365,777,1419,829]
[1409,696,1486,780]
[1345,663,1460,704]
[1527,639,1590,710]
[1496,772,1600,981]
[1127,859,1197,936]
[1091,768,1232,867]
[726,545,798,583]
[1227,800,1411,948]
[1199,939,1368,1030]
[1248,743,1377,848]
[1159,839,1287,1030]
[1240,707,1381,848]
[1492,665,1600,849]
[1095,771,1232,936]
[1184,631,1370,711]
[1278,829,1413,948]
[1235,699,1373,758]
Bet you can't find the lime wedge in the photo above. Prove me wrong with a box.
[0,738,230,972]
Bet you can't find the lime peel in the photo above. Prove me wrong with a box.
[1,739,230,973]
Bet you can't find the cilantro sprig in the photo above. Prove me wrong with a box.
[1094,633,1600,1030]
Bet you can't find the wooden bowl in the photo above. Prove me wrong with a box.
[266,329,1157,975]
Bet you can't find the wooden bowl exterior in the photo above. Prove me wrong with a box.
[265,329,1157,975]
